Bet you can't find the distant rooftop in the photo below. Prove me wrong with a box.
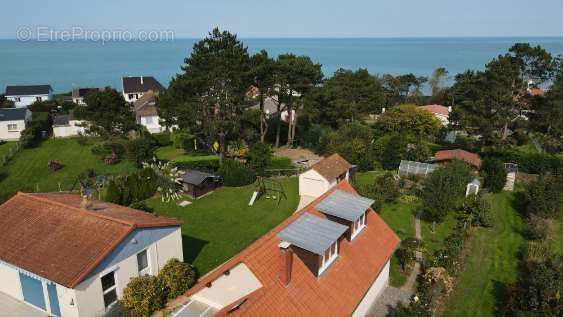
[122,76,164,94]
[0,108,28,122]
[5,85,52,96]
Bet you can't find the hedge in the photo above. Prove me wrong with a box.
[173,156,220,172]
[483,150,563,174]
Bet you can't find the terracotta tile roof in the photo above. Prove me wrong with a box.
[434,149,482,168]
[185,181,400,316]
[0,192,181,288]
[418,104,450,116]
[527,87,545,97]
[311,153,353,180]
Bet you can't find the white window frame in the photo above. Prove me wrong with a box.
[13,97,21,102]
[137,249,151,276]
[319,241,338,275]
[36,96,42,102]
[7,124,18,131]
[101,270,118,310]
[351,212,367,240]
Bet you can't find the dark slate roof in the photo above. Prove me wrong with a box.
[122,76,164,94]
[72,87,100,98]
[5,85,52,96]
[180,170,216,186]
[53,111,77,126]
[277,212,348,255]
[315,190,374,222]
[0,108,28,122]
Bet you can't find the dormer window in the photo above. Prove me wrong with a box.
[351,212,366,240]
[319,241,338,275]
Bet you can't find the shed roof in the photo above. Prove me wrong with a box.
[0,108,28,122]
[5,85,52,96]
[277,212,348,254]
[316,190,374,222]
[434,149,482,168]
[0,192,181,288]
[310,153,352,180]
[180,170,216,186]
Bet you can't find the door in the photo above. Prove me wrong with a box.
[19,272,46,311]
[47,283,61,317]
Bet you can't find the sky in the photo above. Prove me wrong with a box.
[0,0,562,38]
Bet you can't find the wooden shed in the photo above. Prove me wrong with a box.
[179,170,221,199]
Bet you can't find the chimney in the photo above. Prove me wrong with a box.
[140,76,144,85]
[278,241,293,286]
[80,195,92,210]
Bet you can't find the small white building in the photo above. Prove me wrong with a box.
[122,76,164,103]
[417,104,451,126]
[298,153,353,198]
[72,87,101,106]
[0,192,183,317]
[0,108,32,141]
[133,91,165,134]
[5,85,53,108]
[52,112,88,138]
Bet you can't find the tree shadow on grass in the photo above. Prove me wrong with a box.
[492,279,510,316]
[182,234,208,274]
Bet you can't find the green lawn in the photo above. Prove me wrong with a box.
[0,142,18,159]
[444,192,524,317]
[155,145,218,163]
[146,177,299,276]
[552,212,563,255]
[421,211,459,255]
[0,138,137,202]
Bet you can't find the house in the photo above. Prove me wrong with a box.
[122,76,165,103]
[178,170,221,199]
[417,104,451,126]
[52,111,88,138]
[433,149,482,170]
[177,180,400,317]
[0,192,183,317]
[0,108,32,141]
[5,85,53,108]
[133,90,166,134]
[72,87,101,106]
[299,153,354,198]
[250,96,296,123]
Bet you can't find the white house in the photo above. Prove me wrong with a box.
[5,85,53,108]
[53,112,88,138]
[133,90,165,134]
[122,76,164,103]
[72,87,101,106]
[0,192,183,317]
[299,153,353,198]
[0,108,32,141]
[417,104,451,126]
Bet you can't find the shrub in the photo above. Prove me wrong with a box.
[105,180,121,204]
[172,130,194,151]
[481,158,507,193]
[247,142,273,173]
[523,176,563,218]
[317,123,377,171]
[361,174,400,209]
[380,134,408,170]
[126,137,157,165]
[525,213,553,240]
[173,157,220,172]
[91,141,126,158]
[121,275,166,317]
[153,132,172,146]
[20,127,38,148]
[104,152,120,165]
[47,160,63,171]
[218,159,256,187]
[159,259,197,300]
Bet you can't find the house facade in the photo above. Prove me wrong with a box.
[5,85,53,108]
[122,76,164,103]
[52,112,88,138]
[299,153,352,198]
[72,88,101,106]
[0,108,32,141]
[133,91,165,134]
[178,180,400,317]
[0,193,183,317]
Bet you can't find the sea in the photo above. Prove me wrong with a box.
[1,37,563,93]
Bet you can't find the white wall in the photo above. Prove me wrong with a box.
[352,259,390,317]
[0,120,26,141]
[0,262,23,300]
[299,169,335,198]
[53,120,87,138]
[139,115,164,134]
[7,93,52,108]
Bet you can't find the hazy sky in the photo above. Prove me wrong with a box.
[1,0,562,38]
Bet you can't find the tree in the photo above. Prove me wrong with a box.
[509,43,555,85]
[0,95,14,108]
[250,50,276,143]
[158,28,251,163]
[421,160,473,221]
[428,67,449,98]
[317,123,376,171]
[361,173,400,208]
[481,158,507,193]
[273,54,323,147]
[523,176,563,218]
[247,142,273,173]
[380,134,408,170]
[374,104,442,140]
[78,88,135,136]
[532,74,563,141]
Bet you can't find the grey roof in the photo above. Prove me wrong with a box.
[180,170,216,186]
[277,212,347,255]
[0,108,27,122]
[5,85,52,96]
[122,76,164,94]
[315,190,374,222]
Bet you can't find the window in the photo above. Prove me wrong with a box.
[7,124,18,131]
[36,97,42,102]
[101,271,118,309]
[128,94,135,100]
[351,212,367,240]
[137,250,150,275]
[319,241,338,275]
[14,97,21,102]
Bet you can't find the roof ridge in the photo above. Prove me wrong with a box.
[18,192,136,228]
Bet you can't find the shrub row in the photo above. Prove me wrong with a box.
[484,150,563,174]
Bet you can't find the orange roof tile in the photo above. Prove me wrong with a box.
[0,192,181,288]
[418,104,450,116]
[311,153,353,180]
[185,181,400,316]
[434,149,482,168]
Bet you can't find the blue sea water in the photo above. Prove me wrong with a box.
[1,37,563,93]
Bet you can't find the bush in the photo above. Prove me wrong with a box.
[104,169,159,206]
[20,127,39,148]
[525,213,553,240]
[361,174,400,209]
[121,275,166,317]
[247,142,273,173]
[47,160,63,171]
[218,159,256,187]
[484,150,563,174]
[105,180,121,204]
[481,158,507,193]
[173,157,220,172]
[523,176,563,218]
[159,259,197,300]
[380,134,408,170]
[91,141,126,158]
[126,137,157,165]
[153,132,172,146]
[317,123,377,171]
[172,130,194,151]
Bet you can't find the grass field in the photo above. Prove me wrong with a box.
[444,192,524,317]
[0,142,18,159]
[156,145,219,163]
[146,177,299,276]
[0,138,137,202]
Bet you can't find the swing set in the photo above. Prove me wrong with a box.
[250,176,287,206]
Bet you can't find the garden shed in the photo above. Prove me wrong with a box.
[179,170,221,199]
